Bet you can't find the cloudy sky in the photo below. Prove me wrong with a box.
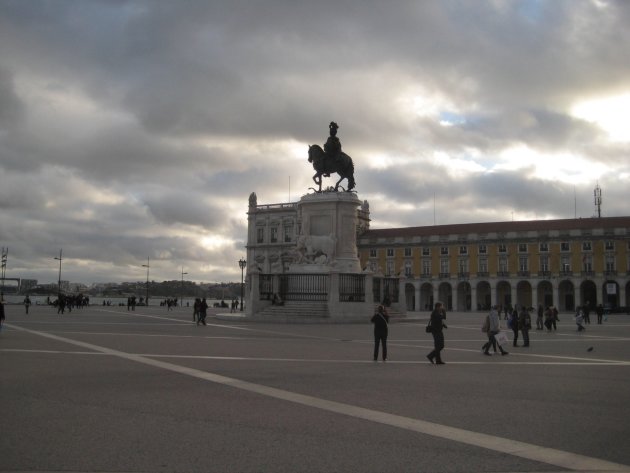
[1,0,629,285]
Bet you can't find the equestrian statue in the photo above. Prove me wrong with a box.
[308,121,356,192]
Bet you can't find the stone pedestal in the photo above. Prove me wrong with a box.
[290,191,362,273]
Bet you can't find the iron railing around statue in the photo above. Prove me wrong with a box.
[259,274,274,300]
[373,277,400,304]
[339,273,365,302]
[279,273,329,301]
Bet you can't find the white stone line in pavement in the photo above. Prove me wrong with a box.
[7,323,630,472]
[3,348,630,366]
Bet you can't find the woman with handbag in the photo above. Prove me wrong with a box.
[482,306,509,356]
[427,301,447,364]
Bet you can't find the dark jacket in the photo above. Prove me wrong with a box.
[371,310,389,334]
[429,309,445,334]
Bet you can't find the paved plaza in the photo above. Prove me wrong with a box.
[1,304,630,473]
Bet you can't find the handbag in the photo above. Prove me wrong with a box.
[495,331,509,346]
[425,320,433,333]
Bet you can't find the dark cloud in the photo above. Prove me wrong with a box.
[0,0,628,284]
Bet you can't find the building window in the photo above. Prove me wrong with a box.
[605,240,615,251]
[478,244,487,254]
[540,255,549,272]
[583,255,593,271]
[404,247,412,257]
[386,260,394,276]
[498,244,507,253]
[368,261,378,272]
[422,247,430,256]
[459,245,468,255]
[478,257,488,274]
[519,256,528,272]
[440,258,449,274]
[605,254,616,271]
[498,256,508,273]
[404,260,412,277]
[458,258,469,273]
[539,242,549,252]
[386,248,394,257]
[440,246,449,255]
[284,225,293,243]
[369,249,377,258]
[270,227,278,243]
[257,227,264,243]
[518,243,527,253]
[582,241,592,251]
[561,242,570,252]
[422,259,431,276]
[561,255,571,272]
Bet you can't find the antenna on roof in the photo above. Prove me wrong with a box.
[594,183,602,218]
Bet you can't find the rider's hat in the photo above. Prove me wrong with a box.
[329,121,339,131]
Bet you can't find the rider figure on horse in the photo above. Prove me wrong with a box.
[323,121,342,177]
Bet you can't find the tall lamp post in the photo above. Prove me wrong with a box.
[54,249,63,295]
[1,247,8,298]
[142,257,150,306]
[0,246,9,294]
[181,266,188,308]
[238,257,247,311]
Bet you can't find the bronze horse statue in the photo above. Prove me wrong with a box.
[308,144,356,192]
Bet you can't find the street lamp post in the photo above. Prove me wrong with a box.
[142,257,150,306]
[181,266,188,308]
[54,249,63,295]
[238,257,247,312]
[1,247,8,298]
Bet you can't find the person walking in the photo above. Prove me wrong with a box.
[583,301,591,324]
[536,305,544,330]
[24,296,31,314]
[519,306,531,347]
[596,303,604,324]
[576,306,586,331]
[370,305,389,361]
[482,307,509,356]
[193,298,200,323]
[198,298,208,326]
[427,301,447,364]
[509,307,520,347]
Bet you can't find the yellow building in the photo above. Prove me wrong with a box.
[357,217,630,312]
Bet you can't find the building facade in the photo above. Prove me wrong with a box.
[357,217,630,313]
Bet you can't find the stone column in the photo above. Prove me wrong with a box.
[470,285,477,313]
[415,282,421,312]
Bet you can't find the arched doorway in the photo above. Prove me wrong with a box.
[476,281,491,310]
[404,282,415,311]
[496,281,511,308]
[580,280,597,307]
[438,282,453,311]
[516,281,532,309]
[457,281,472,311]
[558,280,575,312]
[537,280,553,309]
[420,283,433,311]
[602,280,619,309]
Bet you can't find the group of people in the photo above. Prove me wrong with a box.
[193,298,209,325]
[370,301,449,364]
